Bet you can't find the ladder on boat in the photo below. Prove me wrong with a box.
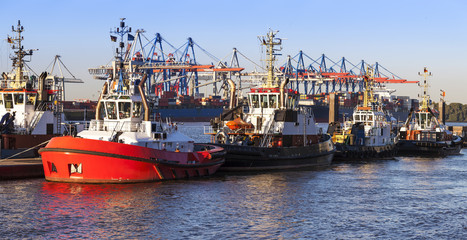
[29,102,47,134]
[260,114,275,147]
[55,85,63,134]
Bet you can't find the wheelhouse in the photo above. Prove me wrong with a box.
[247,88,299,110]
[99,96,143,120]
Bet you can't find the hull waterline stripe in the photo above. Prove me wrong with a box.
[39,148,224,168]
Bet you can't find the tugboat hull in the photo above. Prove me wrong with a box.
[397,139,462,157]
[215,137,334,171]
[39,137,225,183]
[333,143,397,161]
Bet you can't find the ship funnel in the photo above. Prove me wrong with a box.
[37,72,48,102]
[95,82,108,120]
[138,74,150,121]
[227,79,236,109]
[280,77,289,109]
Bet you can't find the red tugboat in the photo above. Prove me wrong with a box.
[39,19,225,183]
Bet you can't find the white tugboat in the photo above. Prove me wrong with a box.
[0,21,74,158]
[329,68,397,161]
[206,30,335,171]
[397,67,463,156]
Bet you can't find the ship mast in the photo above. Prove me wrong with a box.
[7,20,37,83]
[418,67,432,111]
[110,18,132,94]
[362,67,375,108]
[259,30,282,88]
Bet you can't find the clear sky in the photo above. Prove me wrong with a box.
[1,0,466,103]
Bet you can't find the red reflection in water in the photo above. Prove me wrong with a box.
[38,181,162,238]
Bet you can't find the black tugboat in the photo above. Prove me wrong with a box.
[206,30,335,171]
[397,68,463,157]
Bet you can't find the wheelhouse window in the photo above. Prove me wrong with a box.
[14,93,24,105]
[118,101,131,119]
[26,93,36,105]
[260,94,268,108]
[269,94,278,108]
[249,94,259,108]
[4,94,13,109]
[105,101,117,119]
[418,112,429,128]
[132,102,142,118]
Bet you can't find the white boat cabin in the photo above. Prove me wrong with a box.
[351,108,392,146]
[244,87,318,136]
[82,96,194,152]
[0,89,60,135]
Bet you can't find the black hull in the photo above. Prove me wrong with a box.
[333,143,397,161]
[214,138,335,171]
[397,140,462,157]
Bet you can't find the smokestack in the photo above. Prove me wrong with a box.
[329,93,339,124]
[227,79,236,109]
[280,77,289,108]
[37,72,48,102]
[138,74,150,121]
[439,100,445,125]
[95,83,108,120]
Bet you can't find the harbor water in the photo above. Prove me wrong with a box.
[1,122,466,239]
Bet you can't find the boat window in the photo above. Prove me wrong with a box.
[98,103,105,120]
[14,93,24,105]
[419,113,428,128]
[4,94,13,109]
[132,102,142,118]
[260,94,268,108]
[105,101,117,119]
[250,94,259,108]
[118,102,131,119]
[26,93,36,105]
[0,94,3,105]
[355,115,360,121]
[269,94,277,108]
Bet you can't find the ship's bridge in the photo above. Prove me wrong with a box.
[353,107,387,127]
[414,111,439,131]
[0,90,38,130]
[100,96,143,121]
[247,88,299,114]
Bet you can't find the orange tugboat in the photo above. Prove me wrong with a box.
[39,19,225,183]
[397,68,463,157]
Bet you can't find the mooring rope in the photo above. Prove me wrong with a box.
[0,139,51,161]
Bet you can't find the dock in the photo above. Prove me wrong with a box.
[0,158,43,180]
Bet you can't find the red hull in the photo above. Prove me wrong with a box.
[39,136,225,183]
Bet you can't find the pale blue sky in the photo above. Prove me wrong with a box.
[1,0,466,103]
